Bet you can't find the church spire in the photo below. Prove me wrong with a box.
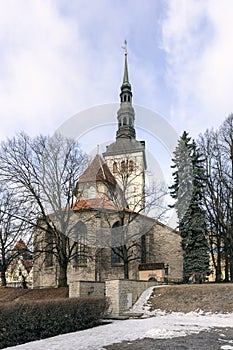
[116,41,136,140]
[122,43,130,86]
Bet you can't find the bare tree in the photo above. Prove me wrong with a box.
[198,114,233,282]
[0,132,89,287]
[99,156,168,279]
[0,186,31,286]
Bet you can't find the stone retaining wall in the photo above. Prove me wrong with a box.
[105,279,156,317]
[69,280,105,298]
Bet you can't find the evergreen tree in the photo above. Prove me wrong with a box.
[170,132,209,283]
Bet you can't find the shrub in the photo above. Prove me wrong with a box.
[0,296,109,349]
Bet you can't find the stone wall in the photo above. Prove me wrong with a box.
[146,222,183,282]
[69,280,105,298]
[105,279,156,317]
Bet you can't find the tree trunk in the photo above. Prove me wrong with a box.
[122,244,129,279]
[230,248,233,282]
[225,253,229,282]
[58,264,68,287]
[123,260,129,279]
[1,270,7,286]
[216,244,222,283]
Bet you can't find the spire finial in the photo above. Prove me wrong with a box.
[122,39,127,56]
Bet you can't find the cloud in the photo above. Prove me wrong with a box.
[0,0,163,141]
[161,0,233,137]
[0,1,82,138]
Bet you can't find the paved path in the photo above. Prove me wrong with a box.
[104,328,233,350]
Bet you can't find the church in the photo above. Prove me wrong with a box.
[33,51,183,288]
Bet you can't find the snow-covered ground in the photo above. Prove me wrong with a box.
[6,286,233,350]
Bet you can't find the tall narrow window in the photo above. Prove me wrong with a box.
[129,160,134,172]
[123,117,127,125]
[44,230,53,268]
[121,160,126,172]
[113,161,118,173]
[73,221,87,266]
[111,221,122,264]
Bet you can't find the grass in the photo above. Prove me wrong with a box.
[1,283,233,314]
[0,286,68,303]
[148,283,233,313]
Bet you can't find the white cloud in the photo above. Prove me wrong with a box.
[0,0,162,141]
[162,0,233,137]
[0,0,82,138]
[4,0,231,146]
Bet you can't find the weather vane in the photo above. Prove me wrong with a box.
[122,40,127,55]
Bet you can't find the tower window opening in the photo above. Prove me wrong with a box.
[129,160,134,172]
[123,117,127,125]
[124,95,127,102]
[121,160,126,172]
[113,161,118,173]
[128,95,130,102]
[88,186,96,199]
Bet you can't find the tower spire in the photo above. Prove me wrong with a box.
[122,40,130,86]
[116,41,136,140]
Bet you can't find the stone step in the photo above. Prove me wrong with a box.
[121,312,144,318]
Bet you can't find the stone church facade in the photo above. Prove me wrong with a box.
[33,51,183,288]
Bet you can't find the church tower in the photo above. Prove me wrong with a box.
[103,46,146,211]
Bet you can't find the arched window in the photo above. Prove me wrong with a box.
[111,221,122,264]
[129,160,134,172]
[88,186,96,199]
[128,95,131,102]
[124,95,127,102]
[121,160,126,172]
[73,221,87,266]
[44,230,53,268]
[123,117,127,125]
[113,162,118,173]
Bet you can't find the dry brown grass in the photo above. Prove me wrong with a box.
[148,283,233,313]
[0,286,68,303]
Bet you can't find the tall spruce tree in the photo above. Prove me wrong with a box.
[170,131,209,283]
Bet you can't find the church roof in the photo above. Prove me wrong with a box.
[72,198,134,213]
[104,138,145,156]
[78,154,116,185]
[13,239,28,251]
[72,198,117,211]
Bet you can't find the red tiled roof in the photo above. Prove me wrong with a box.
[13,239,27,251]
[72,198,117,211]
[78,154,116,185]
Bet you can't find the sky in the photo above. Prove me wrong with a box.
[6,286,233,350]
[1,0,232,227]
[1,0,233,144]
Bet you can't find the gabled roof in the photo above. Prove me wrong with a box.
[13,239,27,251]
[78,154,116,185]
